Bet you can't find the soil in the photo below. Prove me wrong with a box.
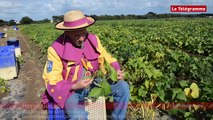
[0,27,47,120]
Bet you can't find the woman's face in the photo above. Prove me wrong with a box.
[65,29,88,47]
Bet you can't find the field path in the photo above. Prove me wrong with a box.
[0,27,47,120]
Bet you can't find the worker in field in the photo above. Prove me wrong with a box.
[41,10,129,120]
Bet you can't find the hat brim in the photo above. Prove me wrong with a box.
[55,16,95,31]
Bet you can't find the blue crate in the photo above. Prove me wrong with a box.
[0,32,5,38]
[7,40,20,48]
[6,40,21,57]
[0,51,16,68]
[48,103,66,120]
[0,32,3,38]
[0,46,16,68]
[14,27,19,30]
[0,46,15,53]
[13,26,19,31]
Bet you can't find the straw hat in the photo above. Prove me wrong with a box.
[55,10,95,30]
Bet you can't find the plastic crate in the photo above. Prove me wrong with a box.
[47,103,66,120]
[0,51,16,68]
[0,46,15,55]
[7,40,20,48]
[0,46,17,80]
[46,96,106,120]
[13,25,19,31]
[14,28,19,30]
[7,40,21,57]
[0,32,5,38]
[85,96,106,120]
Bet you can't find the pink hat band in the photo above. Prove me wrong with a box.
[63,17,92,27]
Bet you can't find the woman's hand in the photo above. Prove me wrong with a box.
[117,70,124,80]
[71,77,93,90]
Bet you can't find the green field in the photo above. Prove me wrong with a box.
[20,18,213,119]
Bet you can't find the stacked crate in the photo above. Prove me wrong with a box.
[0,32,2,38]
[7,40,21,57]
[13,25,19,31]
[0,46,18,80]
[0,32,5,38]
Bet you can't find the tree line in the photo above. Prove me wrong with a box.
[52,12,213,22]
[0,12,212,26]
[0,16,33,27]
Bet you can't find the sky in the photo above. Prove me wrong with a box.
[0,0,212,21]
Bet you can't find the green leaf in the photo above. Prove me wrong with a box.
[179,81,188,87]
[144,68,153,78]
[104,59,117,81]
[157,90,165,101]
[0,86,6,93]
[202,87,211,93]
[172,88,182,100]
[130,96,138,101]
[155,52,165,58]
[145,80,149,89]
[109,66,117,81]
[172,92,177,100]
[0,89,6,93]
[152,69,163,78]
[191,64,198,70]
[88,87,104,98]
[174,88,182,93]
[104,58,111,72]
[197,49,204,54]
[176,91,187,101]
[96,69,105,78]
[100,80,112,95]
[130,86,134,92]
[138,86,147,97]
[184,112,191,118]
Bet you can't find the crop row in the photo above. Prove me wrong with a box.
[20,18,213,119]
